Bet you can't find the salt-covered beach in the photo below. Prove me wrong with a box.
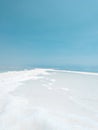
[0,69,98,130]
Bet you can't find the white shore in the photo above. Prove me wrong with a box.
[0,68,98,130]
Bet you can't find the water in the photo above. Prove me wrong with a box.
[0,64,98,73]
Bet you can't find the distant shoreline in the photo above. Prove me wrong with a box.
[0,64,98,73]
[0,67,98,76]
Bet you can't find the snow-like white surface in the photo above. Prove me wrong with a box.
[0,68,98,130]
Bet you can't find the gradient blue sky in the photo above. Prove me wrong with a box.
[0,0,98,67]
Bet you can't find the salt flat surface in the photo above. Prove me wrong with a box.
[0,68,98,130]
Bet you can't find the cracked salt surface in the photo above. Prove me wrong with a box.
[0,68,98,130]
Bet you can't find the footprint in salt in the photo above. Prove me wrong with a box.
[41,77,56,91]
[42,83,52,90]
[50,79,56,83]
[61,88,70,91]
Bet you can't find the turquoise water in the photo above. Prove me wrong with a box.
[0,65,98,73]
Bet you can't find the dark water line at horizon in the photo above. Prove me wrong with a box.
[0,65,98,73]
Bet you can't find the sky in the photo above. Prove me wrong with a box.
[0,0,98,68]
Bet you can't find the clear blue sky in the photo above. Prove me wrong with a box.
[0,0,98,67]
